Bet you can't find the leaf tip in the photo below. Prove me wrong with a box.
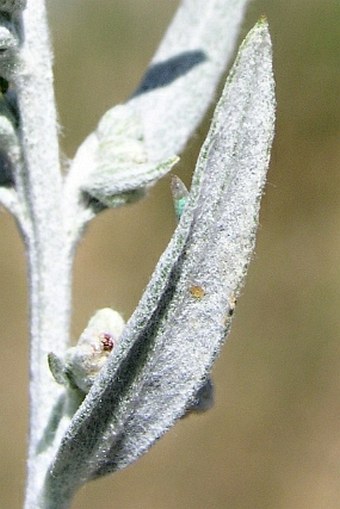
[258,14,269,26]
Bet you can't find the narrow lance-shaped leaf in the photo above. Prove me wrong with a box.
[64,0,249,229]
[46,20,275,502]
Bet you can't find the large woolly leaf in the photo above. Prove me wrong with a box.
[46,20,275,502]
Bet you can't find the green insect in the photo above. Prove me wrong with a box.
[170,174,189,221]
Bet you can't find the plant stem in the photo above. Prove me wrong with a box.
[12,2,72,507]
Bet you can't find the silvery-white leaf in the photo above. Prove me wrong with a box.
[46,20,275,500]
[66,0,249,210]
[64,308,125,394]
[69,103,178,209]
[48,309,125,394]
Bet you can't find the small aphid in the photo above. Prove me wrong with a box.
[171,174,189,221]
[189,285,205,299]
[100,332,114,352]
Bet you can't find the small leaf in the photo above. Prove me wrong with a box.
[48,309,125,395]
[69,104,178,209]
[46,20,275,500]
[64,308,125,394]
[48,353,69,387]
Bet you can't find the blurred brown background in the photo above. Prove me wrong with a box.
[0,1,339,508]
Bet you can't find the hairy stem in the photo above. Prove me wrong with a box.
[12,2,72,507]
